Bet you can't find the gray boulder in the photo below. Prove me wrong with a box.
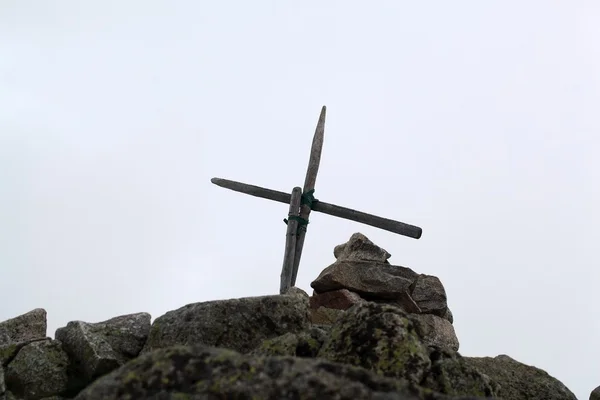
[318,302,431,384]
[86,313,151,359]
[411,275,450,321]
[0,309,47,344]
[143,292,310,354]
[465,354,577,400]
[591,385,600,400]
[410,314,459,352]
[252,325,328,358]
[310,288,366,310]
[4,339,69,400]
[55,312,151,393]
[0,309,47,366]
[75,344,489,400]
[421,350,497,397]
[311,261,419,303]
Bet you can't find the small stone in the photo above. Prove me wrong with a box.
[410,275,449,319]
[309,289,365,310]
[309,307,345,325]
[409,314,459,352]
[311,261,418,299]
[333,232,392,262]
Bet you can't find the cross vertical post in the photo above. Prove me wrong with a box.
[290,106,326,286]
[280,187,302,294]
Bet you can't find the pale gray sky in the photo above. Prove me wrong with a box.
[1,2,599,399]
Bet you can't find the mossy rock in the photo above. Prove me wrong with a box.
[143,294,310,355]
[75,344,477,400]
[252,326,328,358]
[464,355,576,400]
[317,302,431,384]
[421,350,497,397]
[5,339,69,399]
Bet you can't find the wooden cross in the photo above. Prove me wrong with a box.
[211,106,423,294]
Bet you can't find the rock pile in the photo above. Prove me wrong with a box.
[0,233,579,400]
[309,233,458,353]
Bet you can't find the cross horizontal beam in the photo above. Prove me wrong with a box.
[211,177,422,239]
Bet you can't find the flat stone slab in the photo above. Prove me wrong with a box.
[311,260,418,299]
[143,293,310,354]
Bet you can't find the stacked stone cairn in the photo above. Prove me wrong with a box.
[309,233,458,353]
[0,233,581,400]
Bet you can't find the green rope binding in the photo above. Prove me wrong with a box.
[283,189,318,233]
[283,216,309,234]
[284,215,309,226]
[301,189,318,208]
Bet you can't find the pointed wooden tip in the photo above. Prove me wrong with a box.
[319,106,326,121]
[211,178,221,185]
[316,106,326,131]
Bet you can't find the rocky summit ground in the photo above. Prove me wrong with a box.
[0,233,581,400]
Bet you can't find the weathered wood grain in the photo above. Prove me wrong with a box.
[211,177,422,240]
[280,187,302,294]
[291,106,326,286]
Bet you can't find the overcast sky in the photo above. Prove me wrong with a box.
[1,2,599,399]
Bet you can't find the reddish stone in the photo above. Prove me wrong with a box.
[309,289,364,311]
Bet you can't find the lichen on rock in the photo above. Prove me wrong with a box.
[75,344,479,400]
[318,302,431,384]
[465,355,577,400]
[143,293,310,355]
[421,350,498,397]
[0,309,48,367]
[252,326,328,358]
[4,339,69,400]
